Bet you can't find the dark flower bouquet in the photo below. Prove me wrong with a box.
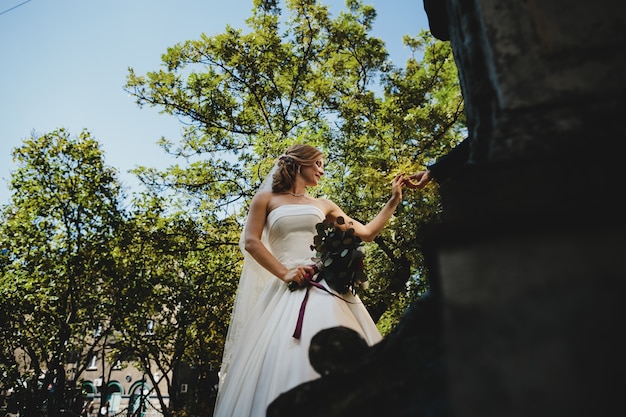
[310,216,368,294]
[289,216,368,339]
[287,216,368,294]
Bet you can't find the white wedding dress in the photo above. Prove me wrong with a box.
[213,204,382,417]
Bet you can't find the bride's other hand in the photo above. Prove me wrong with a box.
[283,265,316,287]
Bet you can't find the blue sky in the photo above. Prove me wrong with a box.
[0,0,428,204]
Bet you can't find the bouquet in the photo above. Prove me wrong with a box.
[289,216,368,339]
[289,216,368,294]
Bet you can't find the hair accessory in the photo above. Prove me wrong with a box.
[279,154,296,168]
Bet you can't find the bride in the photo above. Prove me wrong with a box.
[213,144,406,417]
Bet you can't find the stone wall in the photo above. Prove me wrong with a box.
[433,1,625,416]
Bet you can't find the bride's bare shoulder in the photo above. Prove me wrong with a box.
[250,191,277,210]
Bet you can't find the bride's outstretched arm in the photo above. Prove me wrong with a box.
[324,173,405,242]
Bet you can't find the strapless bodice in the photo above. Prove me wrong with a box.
[266,204,324,268]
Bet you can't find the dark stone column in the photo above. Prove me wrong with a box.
[435,1,626,416]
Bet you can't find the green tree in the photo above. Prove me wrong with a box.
[109,192,241,416]
[125,0,464,333]
[0,129,126,417]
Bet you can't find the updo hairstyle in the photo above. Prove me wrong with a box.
[272,144,323,193]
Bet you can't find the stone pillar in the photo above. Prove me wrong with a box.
[435,1,626,416]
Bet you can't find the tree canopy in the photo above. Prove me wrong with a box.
[0,129,125,417]
[124,0,464,327]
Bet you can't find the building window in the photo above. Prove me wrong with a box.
[108,381,124,395]
[87,355,98,370]
[82,381,96,399]
[146,319,155,335]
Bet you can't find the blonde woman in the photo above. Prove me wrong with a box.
[214,144,405,417]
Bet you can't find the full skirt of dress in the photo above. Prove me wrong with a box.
[213,279,382,417]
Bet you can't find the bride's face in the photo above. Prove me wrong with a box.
[301,158,324,186]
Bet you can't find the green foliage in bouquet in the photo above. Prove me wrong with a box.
[310,216,368,294]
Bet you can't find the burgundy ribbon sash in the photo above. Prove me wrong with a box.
[292,276,357,339]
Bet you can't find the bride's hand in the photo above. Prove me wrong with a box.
[390,173,406,201]
[284,265,316,289]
